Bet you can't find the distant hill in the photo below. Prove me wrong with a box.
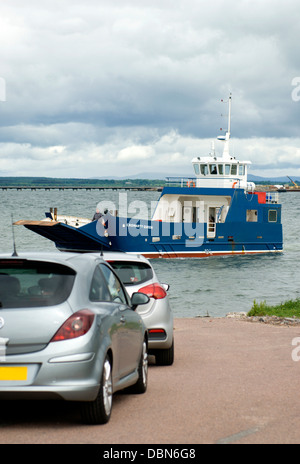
[0,173,299,186]
[248,174,300,183]
[93,172,190,180]
[0,177,164,187]
[95,172,300,183]
[94,172,300,184]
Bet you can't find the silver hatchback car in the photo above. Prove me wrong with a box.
[103,252,174,366]
[0,252,149,424]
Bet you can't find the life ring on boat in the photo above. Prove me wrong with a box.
[232,181,238,188]
[187,180,196,188]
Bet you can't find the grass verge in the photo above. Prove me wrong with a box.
[248,299,300,319]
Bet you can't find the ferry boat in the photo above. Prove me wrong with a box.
[16,95,283,258]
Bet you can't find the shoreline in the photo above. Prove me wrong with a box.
[199,312,300,326]
[227,312,300,326]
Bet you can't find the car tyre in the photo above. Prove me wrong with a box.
[129,339,148,394]
[80,355,113,425]
[155,338,174,366]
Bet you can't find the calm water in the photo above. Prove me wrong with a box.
[1,188,299,318]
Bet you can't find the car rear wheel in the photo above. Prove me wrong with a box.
[155,338,174,366]
[80,355,113,424]
[129,339,148,394]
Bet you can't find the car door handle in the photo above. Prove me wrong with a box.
[120,315,126,324]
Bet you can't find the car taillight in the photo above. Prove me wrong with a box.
[51,309,95,342]
[138,283,167,300]
[148,329,167,340]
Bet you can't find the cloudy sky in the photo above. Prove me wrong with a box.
[0,0,300,179]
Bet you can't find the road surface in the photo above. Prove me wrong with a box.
[1,317,300,444]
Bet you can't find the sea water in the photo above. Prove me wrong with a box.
[0,189,299,318]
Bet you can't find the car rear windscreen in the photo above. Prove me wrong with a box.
[0,259,76,308]
[109,261,153,286]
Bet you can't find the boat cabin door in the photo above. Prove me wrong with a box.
[182,205,197,223]
[207,207,216,238]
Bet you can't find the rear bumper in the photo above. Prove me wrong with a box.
[0,331,107,402]
[0,384,100,401]
[139,300,174,351]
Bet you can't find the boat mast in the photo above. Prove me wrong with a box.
[218,93,232,159]
[227,93,231,140]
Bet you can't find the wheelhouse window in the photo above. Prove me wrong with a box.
[225,164,231,175]
[268,210,278,223]
[193,163,200,175]
[200,164,208,176]
[218,164,224,175]
[209,164,217,175]
[231,164,237,175]
[239,164,245,176]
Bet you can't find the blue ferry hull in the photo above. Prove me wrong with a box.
[20,188,283,258]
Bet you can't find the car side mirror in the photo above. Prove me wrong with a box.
[131,292,150,310]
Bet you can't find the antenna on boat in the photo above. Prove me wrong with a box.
[210,141,216,159]
[217,93,232,159]
[11,214,18,257]
[227,92,232,139]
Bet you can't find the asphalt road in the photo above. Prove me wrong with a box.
[1,317,300,444]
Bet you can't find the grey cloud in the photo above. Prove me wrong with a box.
[0,0,300,177]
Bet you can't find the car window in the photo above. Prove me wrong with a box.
[99,264,128,304]
[89,266,111,302]
[0,259,76,308]
[109,261,153,286]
